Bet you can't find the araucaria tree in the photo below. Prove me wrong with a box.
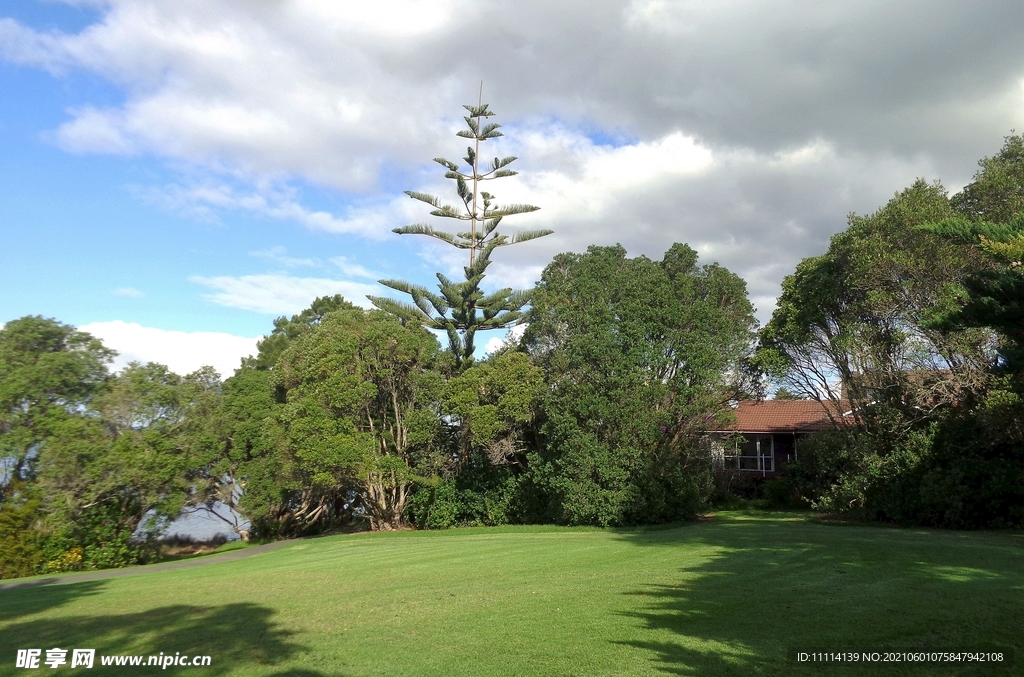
[369,100,552,368]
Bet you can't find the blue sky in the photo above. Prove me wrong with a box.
[2,0,1023,377]
[0,0,404,334]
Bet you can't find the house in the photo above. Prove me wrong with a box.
[706,400,853,477]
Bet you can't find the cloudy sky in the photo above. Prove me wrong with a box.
[2,0,1023,377]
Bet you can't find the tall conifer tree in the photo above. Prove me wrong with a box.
[369,94,551,368]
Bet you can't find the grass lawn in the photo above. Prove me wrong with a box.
[1,511,1021,676]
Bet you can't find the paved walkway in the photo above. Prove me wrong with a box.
[0,540,294,591]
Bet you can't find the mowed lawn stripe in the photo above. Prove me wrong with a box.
[1,512,1021,676]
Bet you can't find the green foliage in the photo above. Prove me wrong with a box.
[920,137,1024,375]
[268,308,444,532]
[523,244,757,526]
[0,317,227,576]
[442,351,543,463]
[0,481,44,578]
[780,396,1024,530]
[247,295,358,371]
[195,366,281,540]
[950,133,1024,224]
[761,137,1024,529]
[194,301,452,539]
[405,462,532,529]
[370,101,551,368]
[35,362,221,568]
[403,352,544,529]
[41,500,158,572]
[911,387,1024,528]
[0,316,112,499]
[406,478,460,529]
[758,179,993,429]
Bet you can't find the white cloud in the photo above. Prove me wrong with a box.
[1,2,469,190]
[0,17,75,73]
[112,286,145,297]
[330,256,379,279]
[190,273,379,315]
[80,320,259,378]
[55,105,138,155]
[250,246,318,268]
[5,0,1018,184]
[4,0,1024,326]
[294,1,462,37]
[388,125,934,321]
[483,324,527,356]
[134,181,397,236]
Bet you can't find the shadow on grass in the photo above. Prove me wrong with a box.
[614,515,1023,676]
[0,583,337,676]
[0,580,107,624]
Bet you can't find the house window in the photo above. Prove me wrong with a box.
[725,434,774,473]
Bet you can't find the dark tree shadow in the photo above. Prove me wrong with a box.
[0,580,106,623]
[0,587,342,676]
[612,516,1023,676]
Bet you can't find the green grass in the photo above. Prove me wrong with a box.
[1,511,1021,676]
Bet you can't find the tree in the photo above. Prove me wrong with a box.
[757,180,994,431]
[181,294,362,540]
[919,215,1024,373]
[0,317,112,501]
[0,317,114,576]
[0,318,240,574]
[922,134,1024,375]
[369,99,552,368]
[187,366,279,541]
[37,362,222,569]
[441,351,544,468]
[247,295,358,371]
[523,244,758,526]
[950,133,1024,224]
[196,298,449,538]
[760,156,1024,528]
[0,480,43,578]
[907,134,1024,528]
[405,351,545,529]
[273,309,443,531]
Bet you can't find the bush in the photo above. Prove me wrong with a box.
[0,484,45,579]
[406,464,526,529]
[42,501,159,571]
[914,394,1024,528]
[529,426,714,527]
[777,395,1024,529]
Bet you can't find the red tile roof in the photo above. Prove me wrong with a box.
[713,400,853,433]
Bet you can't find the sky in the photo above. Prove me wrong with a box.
[2,0,1024,378]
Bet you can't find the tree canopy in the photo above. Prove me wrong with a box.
[762,136,1024,528]
[757,179,994,430]
[921,134,1024,376]
[523,243,757,525]
[0,318,226,573]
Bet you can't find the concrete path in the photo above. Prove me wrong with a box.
[0,540,294,592]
